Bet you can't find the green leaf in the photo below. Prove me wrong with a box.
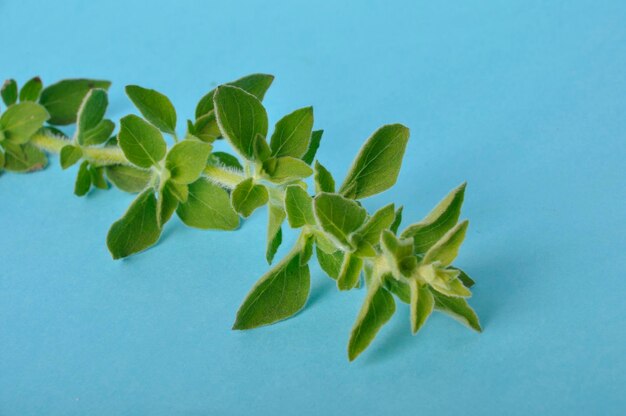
[383,275,411,304]
[315,246,344,280]
[19,77,43,102]
[209,151,243,170]
[231,178,269,217]
[118,114,167,168]
[157,181,179,226]
[301,129,323,165]
[390,206,403,234]
[80,119,115,146]
[381,230,418,278]
[213,85,268,160]
[107,188,162,259]
[165,138,212,184]
[313,193,367,248]
[0,148,4,168]
[266,194,286,263]
[409,280,434,334]
[76,88,108,143]
[60,144,83,169]
[176,178,239,230]
[300,235,315,266]
[312,228,338,254]
[348,279,396,361]
[195,73,274,119]
[125,85,177,135]
[39,79,111,125]
[314,160,335,193]
[105,165,152,193]
[253,134,271,161]
[284,185,315,228]
[74,161,92,196]
[432,291,482,332]
[401,183,466,254]
[355,203,395,246]
[0,102,49,144]
[450,266,475,288]
[337,252,363,291]
[165,180,188,203]
[89,165,109,190]
[233,248,310,329]
[422,220,469,267]
[192,112,220,142]
[339,124,410,199]
[270,106,313,158]
[1,79,18,106]
[263,156,313,184]
[2,142,47,172]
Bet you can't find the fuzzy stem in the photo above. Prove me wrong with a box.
[30,133,130,166]
[203,165,245,189]
[31,131,248,188]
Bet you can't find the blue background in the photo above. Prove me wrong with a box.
[1,0,624,414]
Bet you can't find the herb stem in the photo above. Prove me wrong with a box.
[30,132,130,166]
[203,165,245,189]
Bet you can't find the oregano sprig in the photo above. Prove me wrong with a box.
[0,74,482,360]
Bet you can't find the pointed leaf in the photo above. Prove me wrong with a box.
[89,165,109,190]
[193,111,220,142]
[348,280,396,361]
[266,200,286,263]
[231,178,269,217]
[432,291,482,332]
[313,193,367,248]
[314,160,335,193]
[270,106,313,158]
[337,252,363,291]
[423,220,469,266]
[60,144,83,169]
[125,85,177,134]
[233,248,310,329]
[106,188,162,259]
[19,77,43,102]
[76,88,108,144]
[118,114,166,168]
[165,138,212,184]
[316,247,344,280]
[284,185,315,228]
[253,133,271,161]
[195,73,274,119]
[401,183,466,253]
[1,79,18,106]
[450,266,475,288]
[176,178,239,230]
[213,85,268,160]
[390,206,403,234]
[339,124,409,199]
[74,161,92,196]
[39,79,111,125]
[409,280,434,334]
[355,203,395,246]
[157,181,179,226]
[0,102,49,144]
[301,129,323,165]
[263,156,313,184]
[81,119,115,146]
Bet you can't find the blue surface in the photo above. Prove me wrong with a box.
[1,1,625,414]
